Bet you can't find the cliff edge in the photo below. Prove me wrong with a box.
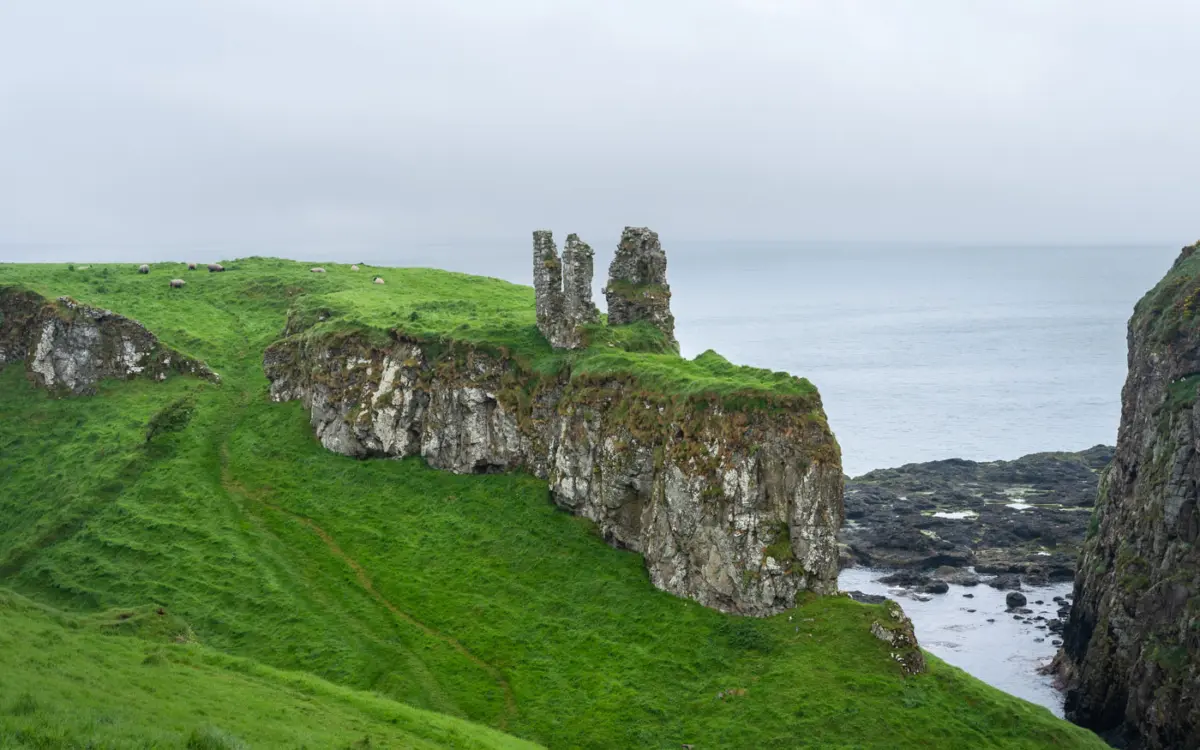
[1059,243,1200,748]
[264,231,843,615]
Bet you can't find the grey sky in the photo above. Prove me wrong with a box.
[2,1,1198,259]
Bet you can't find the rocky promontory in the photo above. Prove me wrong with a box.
[264,229,843,616]
[841,446,1113,585]
[0,286,217,394]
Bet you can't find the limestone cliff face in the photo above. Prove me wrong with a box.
[264,333,843,616]
[0,287,217,395]
[1059,243,1200,748]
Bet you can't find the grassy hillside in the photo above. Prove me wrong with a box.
[0,588,541,750]
[0,259,1108,749]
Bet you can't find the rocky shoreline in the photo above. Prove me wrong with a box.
[840,446,1113,588]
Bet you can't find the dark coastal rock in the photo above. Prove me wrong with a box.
[1058,243,1200,749]
[923,581,950,595]
[840,446,1112,584]
[846,591,888,605]
[988,574,1023,591]
[1005,592,1028,609]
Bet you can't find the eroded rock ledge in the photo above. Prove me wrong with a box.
[263,333,843,615]
[0,287,218,395]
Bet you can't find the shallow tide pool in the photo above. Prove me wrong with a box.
[838,568,1072,716]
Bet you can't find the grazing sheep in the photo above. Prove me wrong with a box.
[170,279,186,288]
[207,263,225,273]
[310,267,326,273]
[187,263,197,270]
[351,264,360,271]
[138,264,150,274]
[373,277,385,284]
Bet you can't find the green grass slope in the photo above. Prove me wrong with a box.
[0,588,541,750]
[0,259,1107,749]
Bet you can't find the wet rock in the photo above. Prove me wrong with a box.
[878,571,929,587]
[846,591,888,605]
[923,581,950,595]
[1006,592,1028,609]
[963,593,975,599]
[988,574,1023,591]
[840,447,1112,584]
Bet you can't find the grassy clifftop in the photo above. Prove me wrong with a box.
[0,258,1107,748]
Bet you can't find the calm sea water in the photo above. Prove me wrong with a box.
[344,240,1177,476]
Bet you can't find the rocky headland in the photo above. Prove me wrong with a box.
[264,228,844,616]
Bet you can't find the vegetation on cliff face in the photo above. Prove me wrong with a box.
[0,259,1108,748]
[1061,241,1200,749]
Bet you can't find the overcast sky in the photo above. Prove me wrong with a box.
[2,1,1198,260]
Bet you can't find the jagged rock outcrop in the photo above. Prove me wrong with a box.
[263,334,842,615]
[0,287,218,395]
[1058,243,1200,749]
[605,227,676,348]
[533,230,597,350]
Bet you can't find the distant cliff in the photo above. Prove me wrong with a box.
[0,287,217,394]
[1059,243,1200,748]
[264,229,843,615]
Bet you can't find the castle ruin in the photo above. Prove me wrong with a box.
[533,230,599,350]
[534,227,677,351]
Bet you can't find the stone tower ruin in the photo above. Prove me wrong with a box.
[534,226,677,351]
[604,227,677,348]
[533,230,599,350]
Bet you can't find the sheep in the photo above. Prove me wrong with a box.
[373,277,385,285]
[207,263,225,273]
[169,279,186,288]
[351,264,360,271]
[187,263,197,270]
[310,267,326,274]
[138,264,150,274]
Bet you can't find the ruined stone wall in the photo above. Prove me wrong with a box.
[535,227,677,351]
[604,227,677,348]
[533,230,601,350]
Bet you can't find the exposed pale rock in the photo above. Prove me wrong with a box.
[0,288,219,395]
[264,333,843,615]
